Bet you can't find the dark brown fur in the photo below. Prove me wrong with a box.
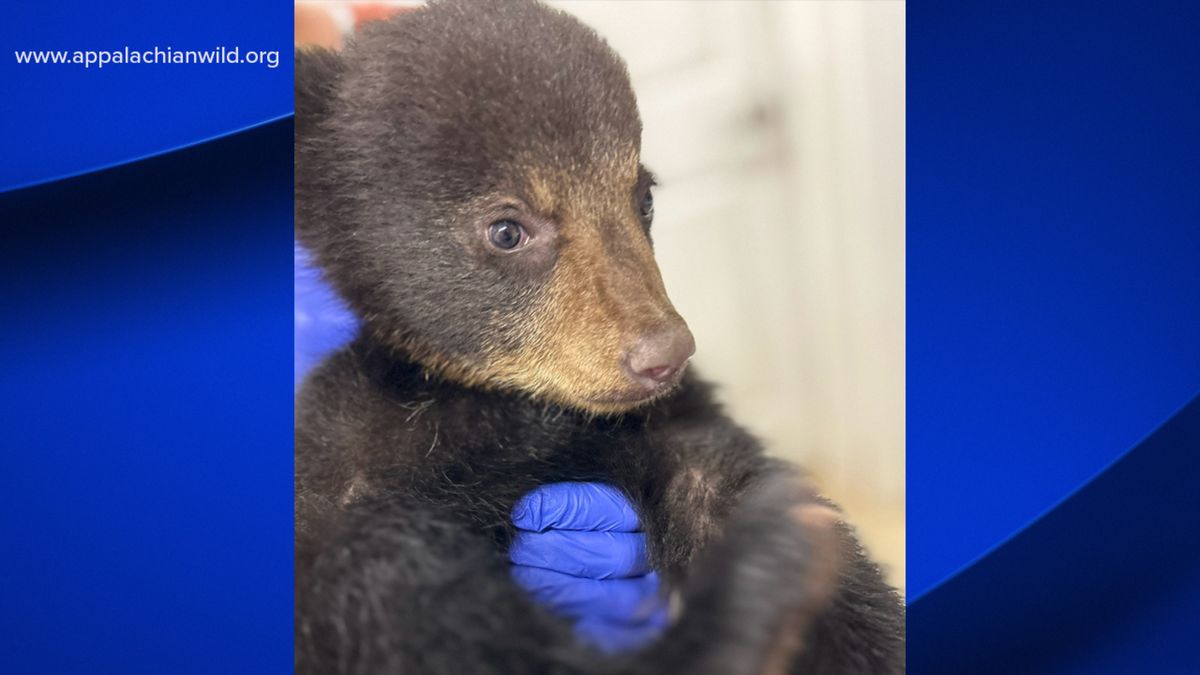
[295,1,904,673]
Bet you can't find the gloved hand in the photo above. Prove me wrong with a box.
[294,240,357,384]
[510,482,669,653]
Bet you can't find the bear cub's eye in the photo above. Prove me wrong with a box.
[488,220,525,250]
[640,189,654,221]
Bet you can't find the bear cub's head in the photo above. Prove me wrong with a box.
[296,0,694,415]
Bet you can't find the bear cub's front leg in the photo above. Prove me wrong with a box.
[636,464,842,674]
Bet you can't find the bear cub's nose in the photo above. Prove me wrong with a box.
[624,324,696,391]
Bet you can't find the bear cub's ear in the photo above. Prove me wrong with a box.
[295,47,344,141]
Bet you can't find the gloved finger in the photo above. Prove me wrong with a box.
[574,609,671,654]
[509,530,649,579]
[512,482,641,533]
[510,566,665,623]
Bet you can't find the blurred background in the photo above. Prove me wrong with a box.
[296,0,906,592]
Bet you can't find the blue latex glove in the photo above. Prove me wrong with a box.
[295,240,357,385]
[510,483,669,653]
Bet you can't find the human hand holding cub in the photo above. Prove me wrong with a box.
[510,482,669,653]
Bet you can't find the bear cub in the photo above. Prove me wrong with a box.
[294,1,904,673]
